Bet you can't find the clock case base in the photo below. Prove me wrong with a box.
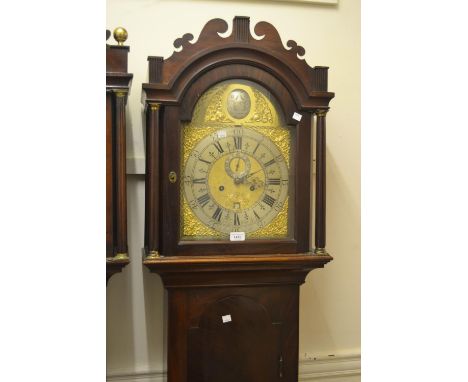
[144,253,332,382]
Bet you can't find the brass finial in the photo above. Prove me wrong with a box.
[113,27,128,46]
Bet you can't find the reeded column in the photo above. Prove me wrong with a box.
[106,91,114,258]
[114,89,129,260]
[314,109,328,255]
[146,102,161,259]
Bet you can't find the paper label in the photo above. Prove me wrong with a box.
[222,314,232,323]
[230,232,245,241]
[217,130,227,138]
[292,112,302,121]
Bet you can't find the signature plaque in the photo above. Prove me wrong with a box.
[227,89,251,119]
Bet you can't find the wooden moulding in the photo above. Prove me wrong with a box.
[144,253,333,288]
[106,257,131,283]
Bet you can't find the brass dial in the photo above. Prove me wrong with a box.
[183,126,289,234]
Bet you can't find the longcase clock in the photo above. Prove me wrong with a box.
[142,17,334,381]
[106,28,133,283]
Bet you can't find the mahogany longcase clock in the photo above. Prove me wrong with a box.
[106,28,132,283]
[142,17,334,382]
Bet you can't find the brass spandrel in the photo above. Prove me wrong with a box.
[182,125,219,168]
[181,195,224,238]
[248,88,273,124]
[204,86,234,123]
[246,124,290,168]
[248,198,289,239]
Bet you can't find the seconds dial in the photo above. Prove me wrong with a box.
[183,126,289,234]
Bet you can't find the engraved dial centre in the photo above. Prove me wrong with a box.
[211,152,264,211]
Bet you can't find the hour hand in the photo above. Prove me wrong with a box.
[245,168,263,179]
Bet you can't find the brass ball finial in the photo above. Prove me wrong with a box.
[113,27,128,46]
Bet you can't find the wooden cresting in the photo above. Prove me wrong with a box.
[143,16,332,106]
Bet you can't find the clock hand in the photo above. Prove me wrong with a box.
[245,176,265,188]
[245,168,264,179]
[237,172,265,189]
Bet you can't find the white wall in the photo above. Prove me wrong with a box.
[107,0,360,377]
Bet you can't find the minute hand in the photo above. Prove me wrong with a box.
[245,168,264,179]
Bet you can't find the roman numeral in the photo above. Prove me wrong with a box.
[199,158,211,165]
[253,210,260,220]
[197,193,210,207]
[262,194,276,207]
[264,159,275,167]
[212,207,223,222]
[234,212,240,226]
[234,136,242,150]
[192,178,206,184]
[252,142,260,155]
[266,178,281,185]
[213,141,224,154]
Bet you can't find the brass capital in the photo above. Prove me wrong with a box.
[146,250,161,259]
[315,109,328,117]
[313,247,328,256]
[149,102,161,111]
[114,89,128,98]
[114,252,129,260]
